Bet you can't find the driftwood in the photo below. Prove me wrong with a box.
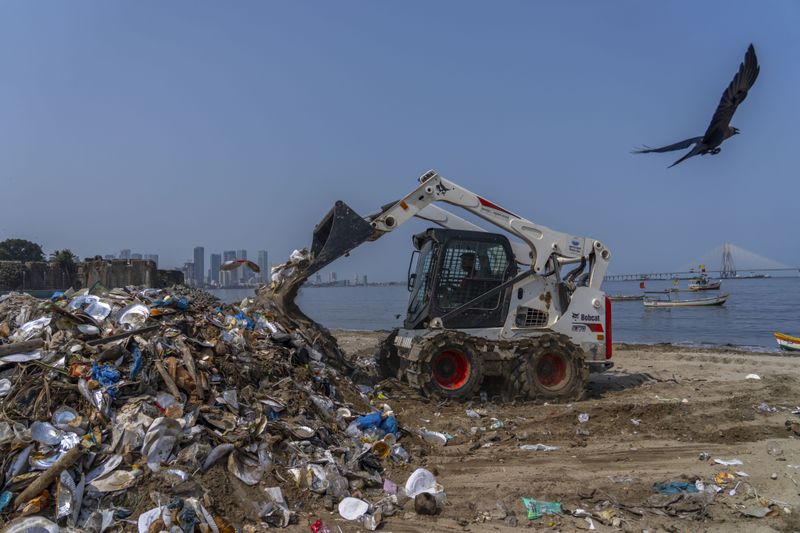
[0,338,45,357]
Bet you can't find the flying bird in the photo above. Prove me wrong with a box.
[634,44,759,167]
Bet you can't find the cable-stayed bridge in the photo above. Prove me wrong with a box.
[605,243,799,281]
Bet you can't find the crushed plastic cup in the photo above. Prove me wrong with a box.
[420,429,448,446]
[578,413,590,423]
[372,440,390,459]
[405,468,439,498]
[338,497,369,521]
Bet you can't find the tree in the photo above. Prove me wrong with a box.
[50,249,78,266]
[0,239,45,262]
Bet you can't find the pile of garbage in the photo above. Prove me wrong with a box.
[0,255,444,532]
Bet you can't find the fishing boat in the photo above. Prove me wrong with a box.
[774,332,800,352]
[643,292,728,308]
[609,294,644,301]
[687,276,722,291]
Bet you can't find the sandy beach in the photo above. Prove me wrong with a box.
[309,331,800,532]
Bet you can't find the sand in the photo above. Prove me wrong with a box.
[300,331,800,532]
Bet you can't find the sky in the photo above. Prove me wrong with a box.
[1,1,799,280]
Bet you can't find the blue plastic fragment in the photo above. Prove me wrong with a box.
[152,297,189,310]
[653,481,699,495]
[0,490,11,513]
[235,311,254,330]
[92,362,121,398]
[355,411,383,430]
[354,411,400,436]
[129,344,143,380]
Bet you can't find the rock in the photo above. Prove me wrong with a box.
[414,493,438,515]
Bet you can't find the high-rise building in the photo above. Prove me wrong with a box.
[257,250,269,282]
[104,254,116,261]
[363,275,368,285]
[119,249,131,260]
[210,253,222,285]
[330,272,337,282]
[131,253,143,260]
[144,254,159,268]
[222,250,236,287]
[193,247,205,286]
[182,262,194,286]
[237,249,248,283]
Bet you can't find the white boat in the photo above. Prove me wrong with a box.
[643,293,729,308]
[687,277,721,291]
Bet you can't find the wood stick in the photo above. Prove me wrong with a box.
[154,360,182,399]
[85,324,159,347]
[176,339,204,401]
[14,443,86,508]
[0,338,44,357]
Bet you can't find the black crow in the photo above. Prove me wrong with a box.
[634,44,759,167]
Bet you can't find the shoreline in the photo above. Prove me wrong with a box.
[330,329,787,355]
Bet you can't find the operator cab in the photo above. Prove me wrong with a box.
[405,228,517,330]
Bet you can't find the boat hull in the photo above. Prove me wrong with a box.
[643,294,728,307]
[774,332,800,351]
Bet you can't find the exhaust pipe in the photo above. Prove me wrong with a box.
[307,201,375,276]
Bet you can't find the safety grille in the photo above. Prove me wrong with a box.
[515,307,548,328]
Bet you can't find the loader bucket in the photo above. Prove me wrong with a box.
[307,200,375,275]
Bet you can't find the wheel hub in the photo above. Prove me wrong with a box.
[536,353,567,388]
[432,349,470,390]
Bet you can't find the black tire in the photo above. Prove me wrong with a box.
[376,330,403,380]
[419,334,483,400]
[524,334,588,402]
[507,353,533,401]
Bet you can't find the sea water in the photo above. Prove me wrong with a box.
[210,277,800,351]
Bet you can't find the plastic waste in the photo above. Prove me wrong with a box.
[578,413,590,423]
[405,468,440,498]
[0,378,11,397]
[92,362,122,397]
[745,374,761,380]
[420,429,449,446]
[521,497,562,520]
[338,497,369,521]
[519,443,559,451]
[653,481,699,494]
[714,458,743,466]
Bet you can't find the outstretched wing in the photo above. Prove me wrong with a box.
[703,44,759,141]
[632,137,702,154]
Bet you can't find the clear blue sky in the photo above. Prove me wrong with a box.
[1,1,798,279]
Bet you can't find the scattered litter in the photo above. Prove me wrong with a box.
[521,497,561,520]
[653,481,699,495]
[745,374,761,380]
[419,429,449,446]
[714,458,743,466]
[519,443,559,452]
[338,497,369,521]
[578,413,590,423]
[741,506,771,518]
[630,418,642,425]
[729,481,741,496]
[699,452,711,461]
[758,402,777,413]
[714,472,736,485]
